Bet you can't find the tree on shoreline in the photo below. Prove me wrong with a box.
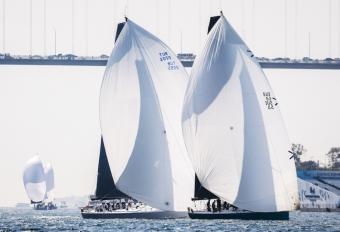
[291,143,306,165]
[326,147,340,169]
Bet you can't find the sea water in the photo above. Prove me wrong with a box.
[0,208,339,231]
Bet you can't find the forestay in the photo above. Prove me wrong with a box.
[99,19,194,211]
[182,14,298,212]
[23,156,46,203]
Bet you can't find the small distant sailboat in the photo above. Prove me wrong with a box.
[82,18,194,219]
[23,156,57,210]
[182,13,299,220]
[23,156,46,205]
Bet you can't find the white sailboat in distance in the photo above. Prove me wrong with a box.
[82,17,194,219]
[182,12,299,220]
[23,156,57,210]
[23,156,46,204]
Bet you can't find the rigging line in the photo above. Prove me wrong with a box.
[198,0,201,50]
[124,0,129,18]
[155,0,159,35]
[44,0,46,56]
[339,0,340,57]
[85,0,88,56]
[295,0,298,59]
[284,0,287,58]
[72,0,75,54]
[30,0,32,56]
[2,0,6,53]
[168,0,171,45]
[241,0,245,39]
[251,0,255,50]
[329,0,332,57]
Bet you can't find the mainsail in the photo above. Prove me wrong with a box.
[194,174,217,199]
[99,19,194,211]
[182,13,298,212]
[93,137,128,200]
[23,156,46,203]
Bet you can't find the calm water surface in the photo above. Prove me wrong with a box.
[0,208,339,231]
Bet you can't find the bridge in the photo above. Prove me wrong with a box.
[1,0,340,69]
[1,57,340,69]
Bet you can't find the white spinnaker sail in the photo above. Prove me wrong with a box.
[99,19,194,211]
[182,14,298,212]
[23,156,46,203]
[43,162,54,200]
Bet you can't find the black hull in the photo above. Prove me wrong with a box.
[188,211,289,220]
[81,211,188,219]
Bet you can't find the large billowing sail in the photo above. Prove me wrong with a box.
[182,13,298,212]
[23,156,46,203]
[99,19,194,211]
[43,161,54,200]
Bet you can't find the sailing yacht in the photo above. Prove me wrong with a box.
[82,18,194,219]
[23,156,57,210]
[182,13,299,220]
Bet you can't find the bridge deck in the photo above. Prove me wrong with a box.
[1,59,340,69]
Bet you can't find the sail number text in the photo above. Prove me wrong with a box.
[263,92,278,110]
[159,51,179,70]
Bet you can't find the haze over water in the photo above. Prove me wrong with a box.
[0,65,339,206]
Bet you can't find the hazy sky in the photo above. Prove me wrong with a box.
[0,0,340,207]
[1,66,340,207]
[0,0,340,58]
